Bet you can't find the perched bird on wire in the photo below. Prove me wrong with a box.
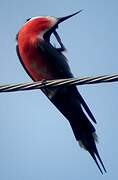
[16,11,106,174]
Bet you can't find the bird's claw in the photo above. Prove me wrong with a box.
[53,30,66,52]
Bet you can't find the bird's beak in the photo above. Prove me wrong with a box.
[57,10,82,25]
[44,10,82,42]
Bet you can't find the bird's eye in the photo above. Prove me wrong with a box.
[26,18,31,22]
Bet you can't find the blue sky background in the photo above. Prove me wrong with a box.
[0,0,118,179]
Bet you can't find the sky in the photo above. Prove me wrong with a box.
[0,0,118,179]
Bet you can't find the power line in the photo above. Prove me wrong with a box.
[0,74,118,93]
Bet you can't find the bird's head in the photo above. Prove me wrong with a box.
[17,11,82,44]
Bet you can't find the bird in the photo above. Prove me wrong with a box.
[16,11,106,174]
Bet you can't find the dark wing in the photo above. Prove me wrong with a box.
[38,40,96,124]
[38,40,73,79]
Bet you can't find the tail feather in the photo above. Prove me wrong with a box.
[91,134,106,174]
[94,147,107,173]
[89,151,104,174]
[78,133,106,174]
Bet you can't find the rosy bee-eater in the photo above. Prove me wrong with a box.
[16,11,106,174]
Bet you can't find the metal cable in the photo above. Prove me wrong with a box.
[0,74,118,93]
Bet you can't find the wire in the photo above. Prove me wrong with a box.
[0,74,118,93]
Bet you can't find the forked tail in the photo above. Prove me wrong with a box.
[89,147,107,174]
[76,94,106,174]
[79,133,107,174]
